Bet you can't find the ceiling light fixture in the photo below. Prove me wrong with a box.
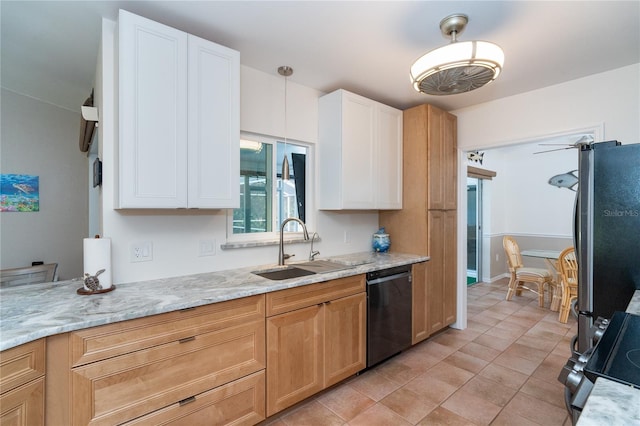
[410,14,504,96]
[278,65,293,181]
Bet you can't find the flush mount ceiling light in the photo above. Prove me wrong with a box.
[410,14,504,96]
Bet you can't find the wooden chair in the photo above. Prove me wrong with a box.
[503,236,556,308]
[0,263,58,287]
[557,247,578,323]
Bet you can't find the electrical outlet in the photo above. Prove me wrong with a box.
[199,239,216,257]
[130,241,153,262]
[344,230,351,244]
[496,254,499,261]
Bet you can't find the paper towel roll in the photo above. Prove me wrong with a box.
[83,237,112,291]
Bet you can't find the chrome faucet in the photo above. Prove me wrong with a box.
[309,232,320,261]
[278,218,310,265]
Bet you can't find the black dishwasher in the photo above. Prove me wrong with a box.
[366,265,412,367]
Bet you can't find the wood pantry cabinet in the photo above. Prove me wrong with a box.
[265,275,366,416]
[118,10,240,209]
[0,339,45,426]
[317,89,403,210]
[380,104,458,343]
[45,295,265,426]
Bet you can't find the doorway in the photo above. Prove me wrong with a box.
[467,177,482,285]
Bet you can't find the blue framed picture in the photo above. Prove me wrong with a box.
[0,174,40,212]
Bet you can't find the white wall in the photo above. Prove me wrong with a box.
[99,19,377,284]
[0,89,88,279]
[480,142,578,237]
[454,64,640,151]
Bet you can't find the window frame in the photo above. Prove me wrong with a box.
[226,132,314,244]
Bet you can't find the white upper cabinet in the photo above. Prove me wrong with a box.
[187,34,240,208]
[317,89,402,210]
[118,10,239,209]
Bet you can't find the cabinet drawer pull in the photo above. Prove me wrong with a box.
[178,336,196,344]
[179,396,196,406]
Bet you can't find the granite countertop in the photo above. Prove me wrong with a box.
[577,290,640,425]
[0,252,427,351]
[577,378,640,425]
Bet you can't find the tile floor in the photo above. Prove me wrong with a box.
[263,278,576,425]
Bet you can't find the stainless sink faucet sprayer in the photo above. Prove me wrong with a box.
[309,232,320,261]
[278,218,310,265]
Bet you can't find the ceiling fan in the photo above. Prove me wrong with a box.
[533,135,594,154]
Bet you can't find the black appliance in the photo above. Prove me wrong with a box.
[366,265,412,367]
[583,311,640,389]
[575,141,640,353]
[558,141,640,423]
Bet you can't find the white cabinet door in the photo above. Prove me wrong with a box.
[118,10,240,209]
[318,89,402,210]
[187,35,240,208]
[119,10,188,208]
[341,93,376,209]
[375,104,403,209]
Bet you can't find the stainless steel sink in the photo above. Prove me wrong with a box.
[252,260,352,280]
[293,260,352,274]
[252,266,315,280]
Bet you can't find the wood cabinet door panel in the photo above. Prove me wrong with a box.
[0,340,45,394]
[411,262,429,344]
[427,210,445,334]
[442,112,458,210]
[266,275,364,316]
[71,319,265,425]
[0,378,44,426]
[324,293,366,387]
[266,305,323,416]
[443,210,458,325]
[124,371,265,426]
[71,295,264,366]
[427,106,444,210]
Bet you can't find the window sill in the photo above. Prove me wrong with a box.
[220,236,313,250]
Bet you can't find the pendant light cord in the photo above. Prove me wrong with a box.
[278,66,293,181]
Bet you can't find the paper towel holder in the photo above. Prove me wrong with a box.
[77,235,116,295]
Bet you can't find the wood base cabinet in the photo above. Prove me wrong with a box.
[265,275,366,416]
[46,295,266,426]
[0,340,45,426]
[125,371,265,426]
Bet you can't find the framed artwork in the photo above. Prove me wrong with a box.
[0,174,40,212]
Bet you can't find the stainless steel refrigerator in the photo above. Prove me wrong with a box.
[576,140,640,353]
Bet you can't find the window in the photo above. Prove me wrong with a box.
[230,133,309,240]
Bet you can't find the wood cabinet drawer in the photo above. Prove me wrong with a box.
[124,371,265,425]
[0,377,44,426]
[70,294,264,366]
[71,318,265,425]
[0,339,45,394]
[266,274,365,316]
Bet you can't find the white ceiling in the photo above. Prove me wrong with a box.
[2,1,639,114]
